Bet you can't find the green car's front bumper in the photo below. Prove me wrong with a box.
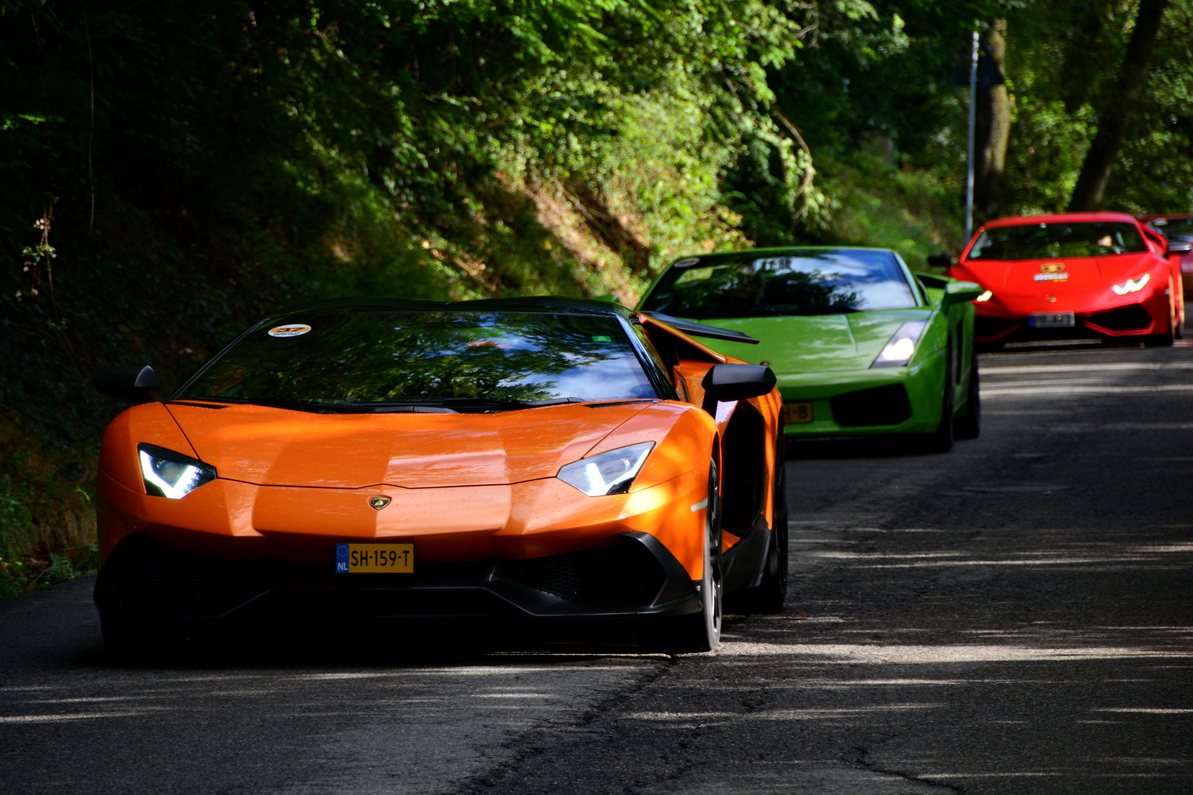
[773,353,947,437]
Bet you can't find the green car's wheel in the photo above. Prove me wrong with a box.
[657,463,723,654]
[955,362,981,441]
[923,359,955,454]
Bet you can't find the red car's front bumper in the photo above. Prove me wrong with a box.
[972,285,1172,345]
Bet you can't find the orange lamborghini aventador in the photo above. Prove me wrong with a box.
[93,297,786,656]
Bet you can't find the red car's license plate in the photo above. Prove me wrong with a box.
[335,543,414,573]
[1029,312,1075,328]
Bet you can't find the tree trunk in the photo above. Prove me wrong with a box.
[975,20,1011,222]
[1067,0,1170,211]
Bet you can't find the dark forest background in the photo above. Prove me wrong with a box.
[2,0,1190,594]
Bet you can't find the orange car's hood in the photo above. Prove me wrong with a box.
[166,401,654,488]
[961,252,1162,295]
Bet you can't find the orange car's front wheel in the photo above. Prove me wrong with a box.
[652,462,723,654]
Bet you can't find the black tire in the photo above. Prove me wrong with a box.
[102,618,211,663]
[100,617,155,663]
[656,463,723,654]
[922,361,955,454]
[1145,289,1178,347]
[955,361,981,441]
[733,449,789,614]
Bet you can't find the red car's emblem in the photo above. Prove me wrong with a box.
[368,496,392,511]
[1039,262,1066,274]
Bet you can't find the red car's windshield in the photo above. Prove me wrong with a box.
[968,221,1147,261]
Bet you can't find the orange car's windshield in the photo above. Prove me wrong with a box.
[968,221,1147,260]
[640,249,918,320]
[177,311,660,411]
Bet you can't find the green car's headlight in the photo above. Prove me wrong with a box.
[557,442,654,497]
[872,320,929,368]
[138,443,217,499]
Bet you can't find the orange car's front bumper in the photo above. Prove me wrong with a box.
[94,463,713,624]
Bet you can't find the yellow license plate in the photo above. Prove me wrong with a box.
[783,401,814,425]
[335,543,414,573]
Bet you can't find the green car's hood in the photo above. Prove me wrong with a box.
[677,310,934,373]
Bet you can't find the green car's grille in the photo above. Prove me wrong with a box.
[831,384,913,428]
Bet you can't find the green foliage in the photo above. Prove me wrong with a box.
[818,151,967,265]
[1,0,1190,596]
[0,476,34,599]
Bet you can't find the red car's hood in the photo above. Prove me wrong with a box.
[165,401,653,488]
[958,252,1163,296]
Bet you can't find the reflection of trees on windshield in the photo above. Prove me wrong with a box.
[643,251,916,318]
[183,312,655,408]
[755,270,862,312]
[969,222,1147,260]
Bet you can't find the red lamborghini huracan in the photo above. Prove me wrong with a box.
[946,212,1189,347]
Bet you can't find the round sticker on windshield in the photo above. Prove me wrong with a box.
[268,324,312,338]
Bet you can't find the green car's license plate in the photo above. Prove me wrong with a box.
[783,401,814,425]
[335,543,414,573]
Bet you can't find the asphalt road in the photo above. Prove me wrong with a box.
[2,341,1192,793]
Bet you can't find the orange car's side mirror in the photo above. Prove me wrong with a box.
[94,365,161,403]
[701,364,776,414]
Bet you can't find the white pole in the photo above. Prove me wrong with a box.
[966,30,979,241]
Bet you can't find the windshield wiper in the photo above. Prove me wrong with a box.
[183,396,348,413]
[342,396,588,413]
[749,305,861,316]
[438,396,587,410]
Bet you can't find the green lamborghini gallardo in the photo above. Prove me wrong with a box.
[638,247,983,453]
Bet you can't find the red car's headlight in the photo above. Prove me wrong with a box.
[1111,274,1151,296]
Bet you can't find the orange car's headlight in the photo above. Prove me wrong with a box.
[137,443,217,499]
[557,442,654,497]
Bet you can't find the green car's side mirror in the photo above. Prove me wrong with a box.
[942,280,984,305]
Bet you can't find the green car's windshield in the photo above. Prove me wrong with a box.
[640,250,919,320]
[968,221,1147,260]
[177,311,659,411]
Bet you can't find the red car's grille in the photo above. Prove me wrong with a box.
[1085,305,1154,332]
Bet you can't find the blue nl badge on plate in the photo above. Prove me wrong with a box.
[335,543,349,573]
